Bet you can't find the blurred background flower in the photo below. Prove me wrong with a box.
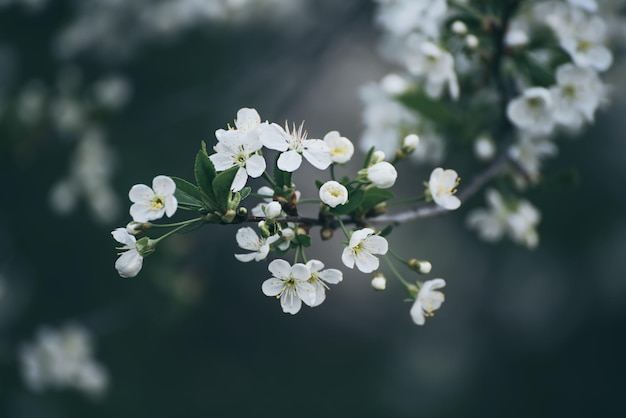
[1,0,626,416]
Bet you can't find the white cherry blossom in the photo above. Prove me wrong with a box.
[410,279,446,326]
[210,128,266,192]
[367,161,398,189]
[506,87,556,136]
[323,130,354,164]
[261,259,315,314]
[405,38,459,100]
[111,228,143,278]
[319,180,348,208]
[508,136,558,184]
[550,64,606,131]
[234,227,279,262]
[19,324,108,396]
[507,201,541,248]
[129,175,178,222]
[305,259,343,307]
[428,168,461,210]
[341,228,389,273]
[467,189,541,248]
[260,122,331,172]
[560,14,612,72]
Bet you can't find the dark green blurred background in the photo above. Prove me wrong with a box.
[1,1,625,417]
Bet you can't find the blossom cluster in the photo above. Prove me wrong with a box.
[363,0,617,248]
[19,324,108,397]
[112,107,460,325]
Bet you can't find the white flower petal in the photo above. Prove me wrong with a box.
[231,167,248,192]
[235,227,261,251]
[305,259,325,274]
[281,289,302,314]
[130,203,162,223]
[260,123,289,151]
[318,268,343,284]
[152,175,176,196]
[234,253,258,262]
[297,282,317,307]
[302,140,332,170]
[115,250,143,278]
[164,195,178,217]
[268,258,291,280]
[209,152,235,172]
[111,228,135,247]
[261,278,284,297]
[354,251,380,273]
[363,235,389,255]
[277,150,302,172]
[128,184,154,203]
[245,154,266,178]
[341,247,355,269]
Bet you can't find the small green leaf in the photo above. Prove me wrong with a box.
[239,187,251,201]
[361,188,394,212]
[315,180,323,189]
[363,146,375,169]
[296,235,312,248]
[330,189,365,215]
[171,176,204,209]
[194,141,217,201]
[212,165,239,212]
[380,224,394,237]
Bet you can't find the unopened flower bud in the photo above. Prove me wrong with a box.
[319,181,348,208]
[126,221,150,235]
[320,227,334,241]
[452,20,468,35]
[465,34,479,49]
[264,201,282,220]
[402,134,420,153]
[296,226,308,237]
[257,220,275,237]
[408,258,432,274]
[237,207,248,217]
[474,134,496,161]
[367,161,398,189]
[371,273,387,291]
[371,150,386,164]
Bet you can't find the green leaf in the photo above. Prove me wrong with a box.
[361,188,394,212]
[212,165,239,212]
[239,187,251,201]
[315,180,323,190]
[380,224,394,237]
[171,176,204,209]
[194,141,217,202]
[330,189,365,215]
[296,235,312,248]
[362,146,375,169]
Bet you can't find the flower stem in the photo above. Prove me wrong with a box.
[293,245,301,264]
[262,171,277,189]
[152,218,202,244]
[388,248,408,264]
[330,164,336,181]
[383,255,411,288]
[148,218,204,228]
[300,247,308,264]
[336,217,351,239]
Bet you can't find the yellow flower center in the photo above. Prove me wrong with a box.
[151,196,165,210]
